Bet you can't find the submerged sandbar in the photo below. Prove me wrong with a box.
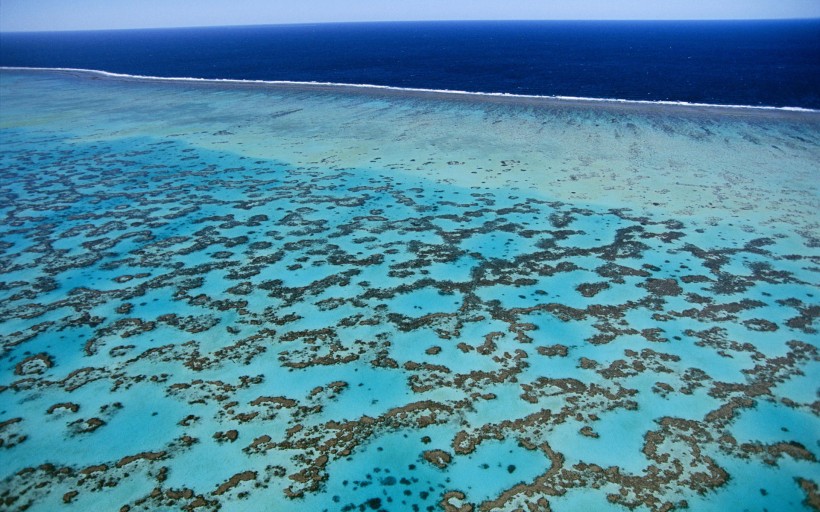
[4,67,817,236]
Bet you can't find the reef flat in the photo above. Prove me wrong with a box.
[0,69,818,511]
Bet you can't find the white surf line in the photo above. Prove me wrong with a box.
[2,66,818,113]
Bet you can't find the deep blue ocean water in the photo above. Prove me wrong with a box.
[2,20,819,108]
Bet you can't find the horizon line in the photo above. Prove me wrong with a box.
[3,17,820,34]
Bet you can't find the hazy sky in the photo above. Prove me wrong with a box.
[2,0,819,32]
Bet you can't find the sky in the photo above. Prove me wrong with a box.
[1,0,819,32]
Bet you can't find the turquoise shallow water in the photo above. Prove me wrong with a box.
[0,69,818,511]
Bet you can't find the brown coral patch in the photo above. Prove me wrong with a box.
[423,449,453,469]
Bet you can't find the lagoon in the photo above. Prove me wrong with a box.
[0,68,818,511]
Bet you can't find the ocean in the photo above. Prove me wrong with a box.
[2,20,820,108]
[0,21,819,512]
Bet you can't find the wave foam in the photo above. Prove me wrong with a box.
[2,66,818,113]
